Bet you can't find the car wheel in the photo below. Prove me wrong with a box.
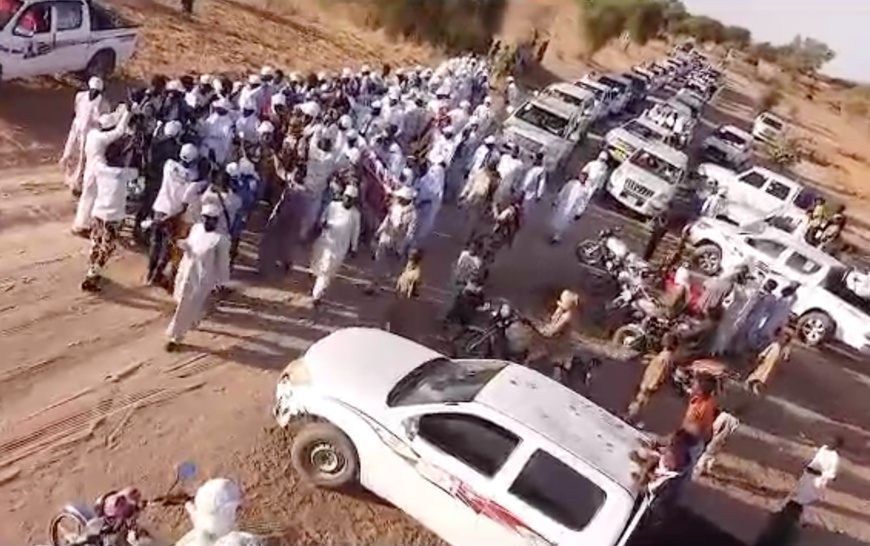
[290,422,359,489]
[85,50,116,81]
[693,243,722,276]
[612,324,645,356]
[796,311,834,347]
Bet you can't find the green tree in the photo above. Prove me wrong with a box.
[583,2,628,54]
[722,25,751,49]
[625,1,666,45]
[778,35,836,73]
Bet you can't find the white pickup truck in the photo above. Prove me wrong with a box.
[687,218,870,351]
[504,96,587,179]
[274,328,674,546]
[0,0,138,82]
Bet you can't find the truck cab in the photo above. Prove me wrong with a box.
[595,74,633,114]
[607,141,688,217]
[539,82,598,139]
[0,0,137,81]
[504,96,586,178]
[696,164,806,226]
[752,112,785,144]
[573,78,618,119]
[604,116,670,163]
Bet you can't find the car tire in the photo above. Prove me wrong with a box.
[291,422,359,489]
[85,50,116,81]
[796,311,834,347]
[693,243,722,276]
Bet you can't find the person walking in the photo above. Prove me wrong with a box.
[165,204,231,352]
[754,438,842,546]
[626,334,678,423]
[308,185,361,307]
[61,77,109,194]
[549,176,592,244]
[745,328,792,395]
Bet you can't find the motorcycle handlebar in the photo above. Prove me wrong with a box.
[148,492,193,507]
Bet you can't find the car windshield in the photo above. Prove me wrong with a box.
[545,89,587,109]
[716,128,748,147]
[624,120,663,142]
[575,81,604,100]
[514,103,569,138]
[0,0,23,29]
[762,116,784,130]
[629,150,683,185]
[598,77,626,92]
[386,358,507,407]
[824,269,870,316]
[793,187,821,211]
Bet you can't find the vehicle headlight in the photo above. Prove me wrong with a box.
[280,358,311,387]
[696,164,707,177]
[609,174,625,192]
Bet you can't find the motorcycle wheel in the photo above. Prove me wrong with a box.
[611,325,646,355]
[49,512,87,546]
[453,328,492,359]
[575,240,604,267]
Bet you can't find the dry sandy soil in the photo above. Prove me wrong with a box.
[1,0,870,545]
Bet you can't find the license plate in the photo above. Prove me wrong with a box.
[613,148,627,161]
[620,191,643,207]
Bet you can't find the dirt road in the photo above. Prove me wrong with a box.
[1,0,870,543]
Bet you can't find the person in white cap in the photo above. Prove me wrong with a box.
[426,125,457,167]
[300,128,340,240]
[471,95,495,138]
[71,104,133,235]
[175,478,242,546]
[201,98,235,166]
[135,119,185,243]
[519,151,548,215]
[235,95,260,145]
[308,184,361,307]
[199,164,242,236]
[238,74,264,117]
[213,532,262,546]
[506,76,521,109]
[467,134,499,177]
[494,143,524,208]
[368,184,418,292]
[550,174,593,244]
[80,107,140,291]
[580,150,610,197]
[148,143,203,286]
[165,201,231,351]
[61,76,110,194]
[447,100,471,135]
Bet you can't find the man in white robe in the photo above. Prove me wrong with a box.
[165,203,231,351]
[61,77,109,194]
[201,98,236,166]
[494,144,524,207]
[580,151,610,197]
[72,106,132,235]
[550,177,592,243]
[413,162,446,249]
[300,128,340,240]
[520,152,547,215]
[309,185,361,306]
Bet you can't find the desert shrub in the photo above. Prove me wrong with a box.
[758,85,783,113]
[582,2,628,54]
[764,136,803,169]
[343,0,508,53]
[625,1,666,45]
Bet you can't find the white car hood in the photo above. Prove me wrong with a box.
[698,162,737,182]
[605,128,643,151]
[505,121,565,154]
[302,328,443,412]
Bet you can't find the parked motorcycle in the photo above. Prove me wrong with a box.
[576,228,649,280]
[49,461,198,546]
[451,300,534,362]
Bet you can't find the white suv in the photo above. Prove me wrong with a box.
[274,328,664,546]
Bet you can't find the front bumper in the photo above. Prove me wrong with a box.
[273,381,306,428]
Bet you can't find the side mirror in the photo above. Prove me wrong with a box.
[176,461,198,483]
[15,25,35,38]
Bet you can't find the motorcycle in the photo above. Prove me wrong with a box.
[451,300,534,362]
[576,228,647,279]
[49,461,198,546]
[671,358,734,397]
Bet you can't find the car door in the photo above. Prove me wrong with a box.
[3,1,53,79]
[377,406,526,546]
[742,236,787,274]
[44,0,90,73]
[729,169,767,209]
[487,443,632,546]
[757,178,797,217]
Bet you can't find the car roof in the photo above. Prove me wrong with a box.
[751,166,803,186]
[475,364,646,493]
[549,82,596,101]
[527,96,575,117]
[752,228,844,268]
[639,141,688,167]
[625,116,668,134]
[717,125,752,140]
[578,79,611,92]
[598,74,631,86]
[758,111,784,121]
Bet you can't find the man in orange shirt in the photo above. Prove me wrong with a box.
[682,373,719,447]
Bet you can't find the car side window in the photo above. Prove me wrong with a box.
[417,413,519,477]
[55,1,82,31]
[746,238,787,258]
[14,3,50,34]
[509,449,606,532]
[785,252,821,274]
[739,171,766,188]
[765,180,792,201]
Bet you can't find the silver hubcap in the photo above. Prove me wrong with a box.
[310,443,344,475]
[803,319,826,343]
[698,252,719,273]
[56,517,83,545]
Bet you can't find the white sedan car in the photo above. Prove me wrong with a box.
[274,328,661,546]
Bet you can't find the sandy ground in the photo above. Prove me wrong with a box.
[1,0,870,545]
